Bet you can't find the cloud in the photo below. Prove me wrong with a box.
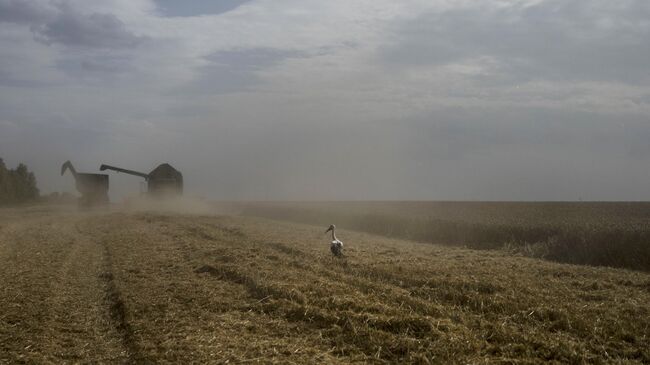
[0,68,53,87]
[182,48,307,94]
[0,0,56,24]
[155,0,252,17]
[32,6,145,48]
[382,0,650,85]
[0,0,145,49]
[209,48,306,70]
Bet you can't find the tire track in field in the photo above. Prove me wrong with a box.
[36,219,128,364]
[0,212,132,363]
[75,218,149,364]
[98,243,142,363]
[98,214,342,364]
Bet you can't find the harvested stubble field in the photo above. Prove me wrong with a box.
[1,205,649,364]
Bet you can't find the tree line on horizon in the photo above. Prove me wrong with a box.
[0,158,39,205]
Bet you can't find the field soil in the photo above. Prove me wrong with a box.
[1,206,649,364]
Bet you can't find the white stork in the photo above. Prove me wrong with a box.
[325,224,343,257]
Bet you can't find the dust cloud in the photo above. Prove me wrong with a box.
[115,196,215,215]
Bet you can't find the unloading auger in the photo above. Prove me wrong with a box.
[99,163,183,198]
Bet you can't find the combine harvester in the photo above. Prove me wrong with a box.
[61,160,109,207]
[100,163,183,198]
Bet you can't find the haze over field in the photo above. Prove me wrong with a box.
[1,0,649,201]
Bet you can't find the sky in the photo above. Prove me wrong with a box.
[0,0,649,201]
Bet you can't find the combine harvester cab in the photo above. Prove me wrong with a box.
[61,161,109,208]
[100,163,183,198]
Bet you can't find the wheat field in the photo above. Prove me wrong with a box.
[234,201,650,272]
[1,205,649,364]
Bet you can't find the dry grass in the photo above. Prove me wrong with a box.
[1,205,649,363]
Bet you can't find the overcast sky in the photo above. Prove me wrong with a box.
[1,0,649,201]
